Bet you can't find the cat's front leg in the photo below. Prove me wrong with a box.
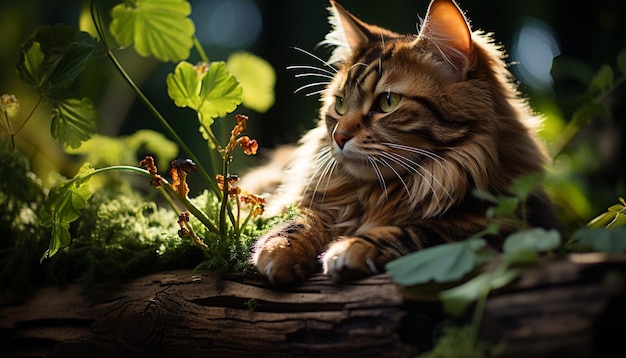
[322,226,409,281]
[251,214,329,284]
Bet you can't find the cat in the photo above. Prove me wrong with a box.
[246,0,560,284]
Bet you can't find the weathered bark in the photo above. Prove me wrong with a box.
[1,253,625,358]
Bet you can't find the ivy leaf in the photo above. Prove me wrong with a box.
[440,269,520,317]
[502,228,561,254]
[51,97,99,149]
[39,163,95,261]
[386,239,486,286]
[166,61,243,126]
[573,227,626,253]
[227,52,276,113]
[110,0,195,62]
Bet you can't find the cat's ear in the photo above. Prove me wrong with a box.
[419,0,475,74]
[322,0,374,64]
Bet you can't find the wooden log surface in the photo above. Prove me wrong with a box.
[1,253,625,358]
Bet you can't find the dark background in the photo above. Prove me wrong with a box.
[1,0,624,229]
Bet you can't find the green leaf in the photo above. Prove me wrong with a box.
[16,24,98,92]
[197,62,243,119]
[502,228,561,253]
[587,198,626,228]
[486,196,519,219]
[573,227,626,253]
[587,64,613,96]
[166,61,243,124]
[617,50,626,75]
[16,41,46,86]
[39,163,95,261]
[386,239,486,286]
[47,42,95,90]
[440,269,520,317]
[508,174,542,201]
[110,0,195,62]
[51,97,99,148]
[227,52,276,113]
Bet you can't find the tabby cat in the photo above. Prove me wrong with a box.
[247,0,560,284]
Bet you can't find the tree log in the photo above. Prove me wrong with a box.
[1,253,625,358]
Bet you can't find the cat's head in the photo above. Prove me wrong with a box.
[314,0,547,213]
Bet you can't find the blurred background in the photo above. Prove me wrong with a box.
[0,0,624,230]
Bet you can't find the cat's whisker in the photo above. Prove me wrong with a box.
[377,153,417,204]
[304,89,327,97]
[286,65,337,77]
[382,142,453,178]
[305,148,336,208]
[293,72,335,80]
[382,151,454,208]
[347,62,369,72]
[293,82,330,94]
[366,156,388,202]
[290,46,338,73]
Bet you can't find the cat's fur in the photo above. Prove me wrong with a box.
[247,0,560,284]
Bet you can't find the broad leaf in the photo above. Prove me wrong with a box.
[587,198,626,228]
[16,24,98,92]
[197,61,243,119]
[227,52,276,113]
[16,41,46,87]
[166,61,243,124]
[47,42,95,90]
[110,0,195,62]
[386,239,486,286]
[51,97,99,148]
[573,227,626,253]
[440,269,520,317]
[508,174,542,201]
[502,228,561,254]
[40,164,95,261]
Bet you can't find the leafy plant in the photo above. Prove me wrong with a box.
[1,0,276,271]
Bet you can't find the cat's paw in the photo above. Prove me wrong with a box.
[322,237,394,281]
[252,235,318,285]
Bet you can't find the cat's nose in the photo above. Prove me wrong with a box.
[333,132,352,149]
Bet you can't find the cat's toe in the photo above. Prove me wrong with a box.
[252,236,317,284]
[322,238,388,281]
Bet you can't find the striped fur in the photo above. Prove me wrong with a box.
[249,0,560,284]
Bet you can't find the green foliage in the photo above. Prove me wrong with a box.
[586,197,626,229]
[386,239,488,286]
[51,97,98,148]
[66,129,178,169]
[572,228,626,253]
[166,61,243,129]
[38,163,95,261]
[110,0,195,62]
[17,24,98,92]
[227,52,276,113]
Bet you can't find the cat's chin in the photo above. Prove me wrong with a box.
[338,160,383,182]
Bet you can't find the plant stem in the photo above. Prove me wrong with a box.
[193,35,209,64]
[13,95,43,138]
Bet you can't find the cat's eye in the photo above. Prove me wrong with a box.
[378,92,401,113]
[334,96,347,115]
